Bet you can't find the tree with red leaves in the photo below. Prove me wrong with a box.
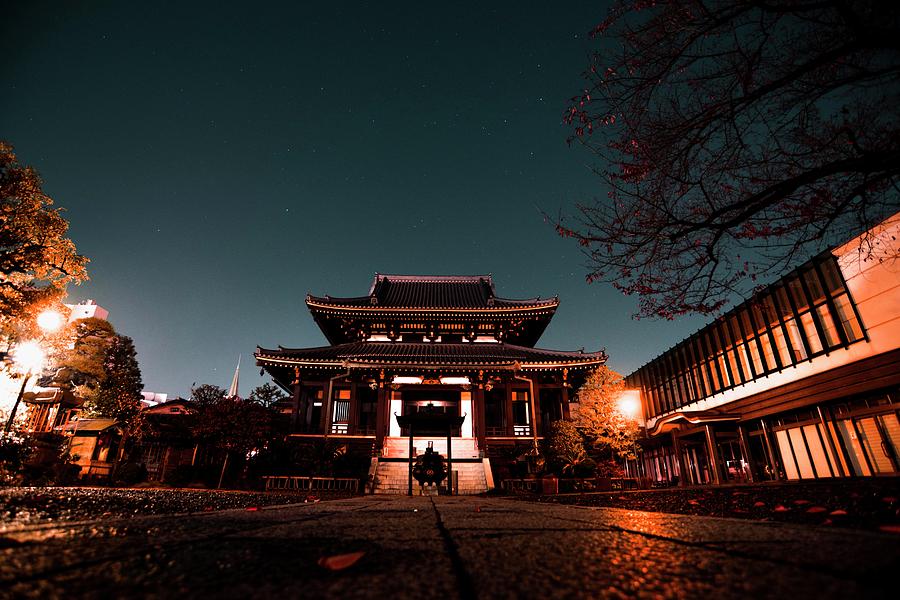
[560,0,900,319]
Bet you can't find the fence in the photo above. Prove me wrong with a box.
[262,476,359,494]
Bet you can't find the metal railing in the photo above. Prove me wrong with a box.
[262,476,359,494]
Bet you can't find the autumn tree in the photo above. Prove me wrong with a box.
[560,0,900,319]
[248,382,288,409]
[89,335,143,429]
[0,142,88,335]
[573,366,639,462]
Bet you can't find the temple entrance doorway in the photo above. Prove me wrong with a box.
[401,389,461,437]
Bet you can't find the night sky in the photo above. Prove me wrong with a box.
[2,1,707,398]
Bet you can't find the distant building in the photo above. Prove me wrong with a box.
[626,212,900,485]
[64,299,109,322]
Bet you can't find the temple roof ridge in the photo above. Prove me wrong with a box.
[307,273,558,310]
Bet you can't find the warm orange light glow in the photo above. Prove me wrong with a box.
[13,341,46,374]
[36,309,64,332]
[618,394,640,419]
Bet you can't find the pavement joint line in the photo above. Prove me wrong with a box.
[0,500,385,588]
[430,498,478,600]
[530,504,889,585]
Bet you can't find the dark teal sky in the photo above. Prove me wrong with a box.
[2,1,707,397]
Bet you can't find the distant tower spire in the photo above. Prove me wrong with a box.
[228,355,241,398]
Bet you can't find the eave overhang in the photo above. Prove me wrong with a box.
[646,411,741,437]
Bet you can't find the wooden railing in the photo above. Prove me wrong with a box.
[262,476,359,494]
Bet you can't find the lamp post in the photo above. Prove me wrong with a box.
[4,341,46,433]
[2,309,62,434]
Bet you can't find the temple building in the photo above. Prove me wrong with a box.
[626,212,900,486]
[256,274,606,493]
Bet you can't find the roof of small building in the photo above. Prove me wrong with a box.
[63,418,119,433]
[307,274,559,310]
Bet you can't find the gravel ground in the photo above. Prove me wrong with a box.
[519,479,900,532]
[0,487,351,528]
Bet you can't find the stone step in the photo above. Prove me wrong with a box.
[372,457,489,495]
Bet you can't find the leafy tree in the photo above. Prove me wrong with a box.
[248,382,288,409]
[573,366,639,461]
[0,142,88,334]
[88,335,143,430]
[560,0,900,319]
[190,383,227,408]
[191,390,276,488]
[48,317,117,394]
[542,420,590,477]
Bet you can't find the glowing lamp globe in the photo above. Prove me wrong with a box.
[13,341,46,374]
[617,395,640,420]
[37,309,64,333]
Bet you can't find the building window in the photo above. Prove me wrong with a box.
[331,388,351,434]
[512,390,531,436]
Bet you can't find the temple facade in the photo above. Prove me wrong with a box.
[256,274,606,493]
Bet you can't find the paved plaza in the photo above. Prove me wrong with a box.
[1,495,897,599]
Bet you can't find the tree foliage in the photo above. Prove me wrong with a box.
[0,142,88,333]
[542,420,590,476]
[248,382,287,409]
[190,383,227,408]
[192,394,275,457]
[573,366,639,460]
[49,317,117,393]
[88,335,143,429]
[560,0,900,318]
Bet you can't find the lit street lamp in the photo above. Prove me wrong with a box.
[36,309,64,333]
[3,341,47,434]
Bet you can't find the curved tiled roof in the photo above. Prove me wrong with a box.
[307,274,558,310]
[256,341,606,370]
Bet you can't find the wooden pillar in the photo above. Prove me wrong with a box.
[474,385,486,450]
[760,418,782,481]
[671,431,689,486]
[561,383,571,420]
[407,424,414,497]
[504,381,513,436]
[704,424,722,485]
[348,383,359,435]
[737,425,757,483]
[818,406,848,477]
[446,425,453,496]
[290,379,302,432]
[528,377,541,439]
[375,385,388,452]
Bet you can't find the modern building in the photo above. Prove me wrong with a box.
[626,213,900,485]
[64,299,109,322]
[256,274,607,493]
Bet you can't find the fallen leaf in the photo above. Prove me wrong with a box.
[829,509,848,516]
[793,499,810,505]
[318,551,366,571]
[773,505,788,513]
[806,506,827,514]
[753,501,765,508]
[245,507,259,512]
[878,525,900,534]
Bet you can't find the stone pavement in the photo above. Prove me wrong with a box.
[0,495,897,599]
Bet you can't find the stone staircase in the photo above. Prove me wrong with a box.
[371,437,493,495]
